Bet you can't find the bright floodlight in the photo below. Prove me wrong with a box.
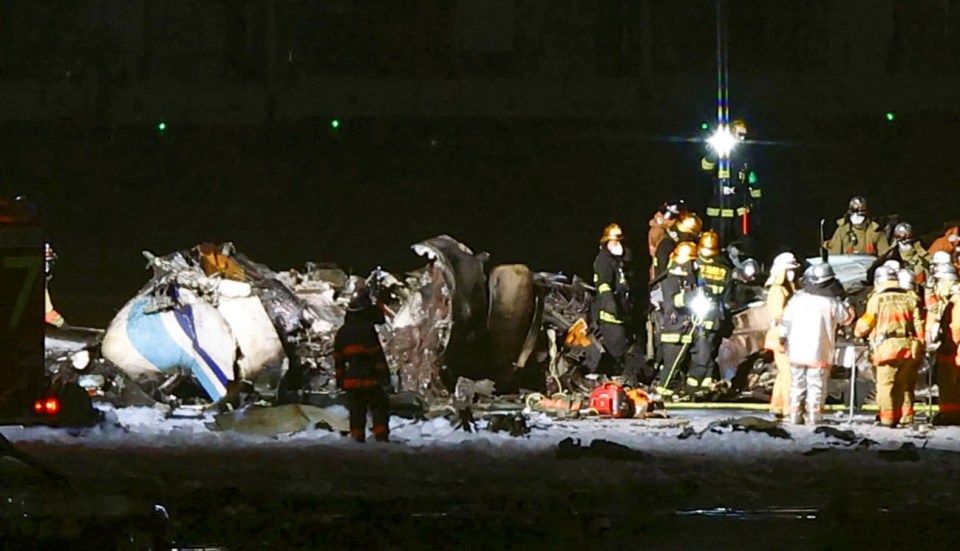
[689,290,714,321]
[707,126,737,157]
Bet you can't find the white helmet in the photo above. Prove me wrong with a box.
[770,252,799,275]
[873,265,898,286]
[932,251,953,266]
[933,263,959,282]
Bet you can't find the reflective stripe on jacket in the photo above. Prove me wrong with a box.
[854,286,924,365]
[594,248,629,325]
[334,311,388,388]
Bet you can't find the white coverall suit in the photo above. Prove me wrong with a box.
[780,289,853,424]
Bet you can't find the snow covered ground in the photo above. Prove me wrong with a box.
[2,407,960,549]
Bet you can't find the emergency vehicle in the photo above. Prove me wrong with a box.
[0,196,96,425]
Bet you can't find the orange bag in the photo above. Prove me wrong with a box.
[625,388,653,417]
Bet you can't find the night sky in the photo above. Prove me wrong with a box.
[2,1,959,326]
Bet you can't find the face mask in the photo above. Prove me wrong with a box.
[849,214,865,226]
[786,271,796,283]
[950,234,959,244]
[898,241,912,252]
[608,242,624,257]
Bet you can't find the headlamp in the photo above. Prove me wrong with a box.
[707,126,737,158]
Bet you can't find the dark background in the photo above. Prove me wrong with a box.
[1,1,958,326]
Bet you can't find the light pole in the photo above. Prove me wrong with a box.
[712,0,735,244]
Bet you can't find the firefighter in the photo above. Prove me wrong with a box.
[647,199,686,269]
[334,284,391,443]
[929,263,960,424]
[653,212,702,278]
[43,243,65,328]
[648,212,702,362]
[825,196,891,256]
[686,230,732,395]
[854,266,925,427]
[926,252,953,314]
[593,223,634,382]
[657,241,699,394]
[731,121,761,229]
[877,222,930,289]
[928,224,959,257]
[780,263,854,425]
[765,252,801,418]
[926,262,957,338]
[703,120,757,242]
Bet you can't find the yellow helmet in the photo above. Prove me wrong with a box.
[732,119,747,136]
[599,223,624,244]
[676,212,702,237]
[698,230,721,258]
[671,241,698,265]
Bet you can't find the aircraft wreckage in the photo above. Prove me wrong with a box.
[44,237,885,411]
[47,236,602,408]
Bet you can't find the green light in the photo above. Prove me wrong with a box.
[748,171,758,185]
[157,122,167,131]
[330,119,340,129]
[700,122,709,131]
[885,112,896,122]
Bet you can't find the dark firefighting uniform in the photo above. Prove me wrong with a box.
[854,283,925,426]
[687,256,732,391]
[702,151,759,242]
[659,259,698,388]
[649,234,680,365]
[653,233,679,279]
[593,247,631,371]
[334,308,390,442]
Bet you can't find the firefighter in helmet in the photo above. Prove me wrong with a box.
[647,198,686,271]
[781,263,854,424]
[703,119,758,242]
[593,223,634,382]
[657,241,699,394]
[649,212,701,366]
[854,265,925,427]
[928,252,958,320]
[825,196,891,256]
[731,120,761,226]
[653,212,702,278]
[765,252,801,418]
[887,222,930,288]
[334,282,391,443]
[928,262,960,424]
[686,230,732,395]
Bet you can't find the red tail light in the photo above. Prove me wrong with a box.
[33,397,60,417]
[44,398,60,416]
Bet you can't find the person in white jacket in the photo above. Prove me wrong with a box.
[780,263,854,425]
